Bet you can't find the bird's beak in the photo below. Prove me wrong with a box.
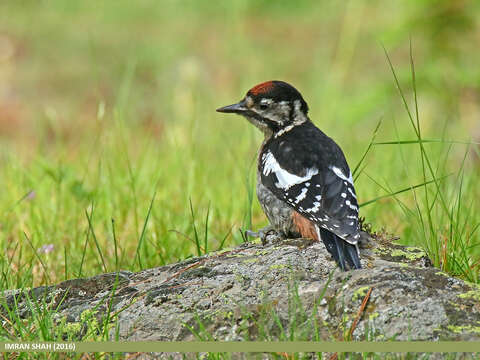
[216,99,248,114]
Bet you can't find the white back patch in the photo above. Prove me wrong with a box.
[262,151,318,190]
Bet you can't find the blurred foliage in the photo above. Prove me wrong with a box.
[0,0,479,286]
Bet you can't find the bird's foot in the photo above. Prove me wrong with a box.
[244,226,284,245]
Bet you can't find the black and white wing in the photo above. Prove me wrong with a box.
[259,124,361,244]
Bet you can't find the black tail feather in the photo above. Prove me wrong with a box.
[319,228,361,271]
[344,240,362,269]
[318,227,344,269]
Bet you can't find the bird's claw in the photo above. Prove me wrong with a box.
[244,226,281,245]
[244,229,262,238]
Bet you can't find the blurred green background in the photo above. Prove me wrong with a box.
[0,0,479,287]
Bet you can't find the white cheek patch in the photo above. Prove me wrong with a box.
[262,151,319,190]
[263,100,291,126]
[293,99,307,123]
[330,166,354,185]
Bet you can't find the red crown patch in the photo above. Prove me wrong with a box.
[249,81,275,95]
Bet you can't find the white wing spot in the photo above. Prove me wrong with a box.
[345,199,358,211]
[341,192,347,198]
[294,187,308,204]
[306,201,321,213]
[347,187,357,199]
[331,166,354,185]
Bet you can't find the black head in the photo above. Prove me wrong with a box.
[217,81,309,135]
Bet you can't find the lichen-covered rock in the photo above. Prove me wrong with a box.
[1,232,480,348]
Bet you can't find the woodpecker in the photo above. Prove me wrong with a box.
[217,80,362,270]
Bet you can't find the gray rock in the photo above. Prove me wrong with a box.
[2,231,480,349]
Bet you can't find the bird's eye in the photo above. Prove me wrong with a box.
[259,103,269,110]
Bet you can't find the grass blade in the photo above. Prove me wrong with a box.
[111,218,119,271]
[373,139,480,145]
[23,232,51,284]
[189,198,201,256]
[85,207,107,273]
[217,225,234,251]
[352,117,382,178]
[204,201,211,254]
[135,188,157,269]
[359,174,451,208]
[78,217,91,278]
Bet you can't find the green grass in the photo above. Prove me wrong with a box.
[0,277,126,359]
[0,0,479,295]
